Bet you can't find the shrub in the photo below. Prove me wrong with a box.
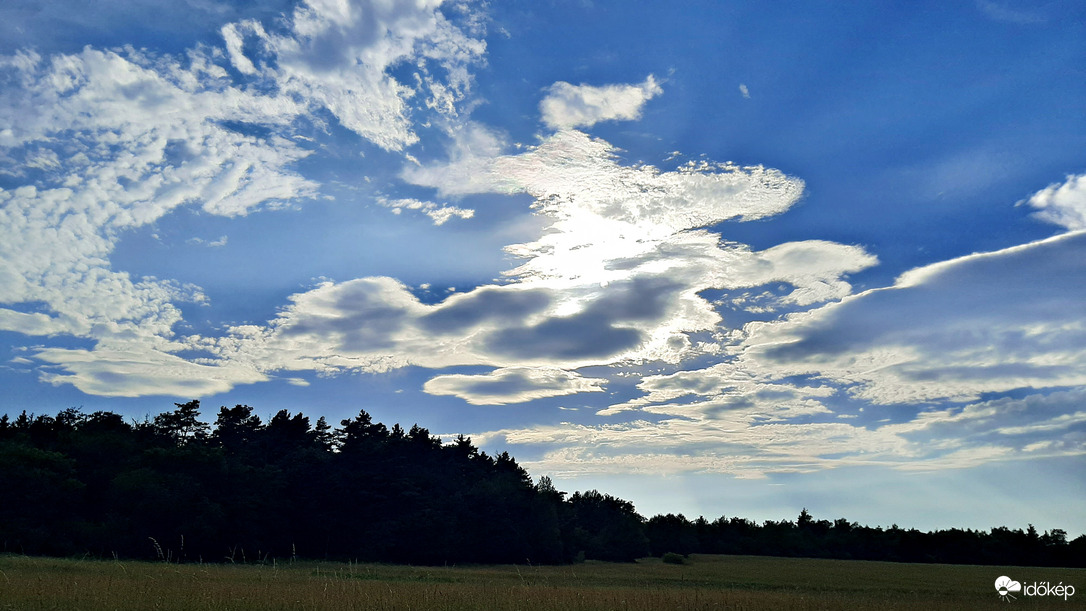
[662,552,686,565]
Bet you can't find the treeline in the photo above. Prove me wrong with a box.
[0,402,1082,567]
[647,510,1085,568]
[0,402,645,564]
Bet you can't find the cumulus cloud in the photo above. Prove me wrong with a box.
[221,22,259,76]
[709,240,878,308]
[209,272,699,374]
[423,367,607,405]
[540,75,662,130]
[1024,172,1086,231]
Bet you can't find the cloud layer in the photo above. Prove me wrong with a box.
[201,114,879,409]
[456,159,1086,476]
[0,0,485,396]
[3,3,1082,492]
[478,215,1086,476]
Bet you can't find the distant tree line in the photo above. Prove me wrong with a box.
[646,509,1084,568]
[0,402,1081,567]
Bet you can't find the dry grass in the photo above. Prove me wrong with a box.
[1,553,1083,610]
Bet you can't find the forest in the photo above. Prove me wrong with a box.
[1,401,1082,567]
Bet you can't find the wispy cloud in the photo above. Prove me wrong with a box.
[476,384,1086,479]
[975,0,1045,24]
[187,235,230,247]
[378,197,474,225]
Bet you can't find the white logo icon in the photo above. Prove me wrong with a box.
[995,576,1022,602]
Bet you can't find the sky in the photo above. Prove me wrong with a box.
[2,0,1085,536]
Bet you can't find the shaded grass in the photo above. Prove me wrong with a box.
[1,553,1083,610]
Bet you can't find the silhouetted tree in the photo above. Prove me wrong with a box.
[211,405,262,454]
[153,400,209,445]
[568,490,649,561]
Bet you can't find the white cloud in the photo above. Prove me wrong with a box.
[378,197,474,225]
[0,1,488,397]
[601,370,837,416]
[713,240,878,307]
[0,45,317,369]
[540,75,662,130]
[256,0,487,149]
[474,385,1086,479]
[476,414,911,479]
[217,128,853,379]
[451,168,1086,479]
[35,345,266,398]
[206,277,428,376]
[409,130,804,226]
[733,230,1086,405]
[1024,172,1086,231]
[0,308,70,336]
[6,1,1080,494]
[423,367,607,405]
[187,235,229,247]
[399,120,510,195]
[221,22,259,75]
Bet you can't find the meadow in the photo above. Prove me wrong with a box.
[1,553,1083,610]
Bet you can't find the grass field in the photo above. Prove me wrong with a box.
[0,553,1082,610]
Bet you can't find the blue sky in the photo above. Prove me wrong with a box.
[2,0,1085,535]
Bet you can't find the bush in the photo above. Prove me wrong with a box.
[661,552,686,565]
